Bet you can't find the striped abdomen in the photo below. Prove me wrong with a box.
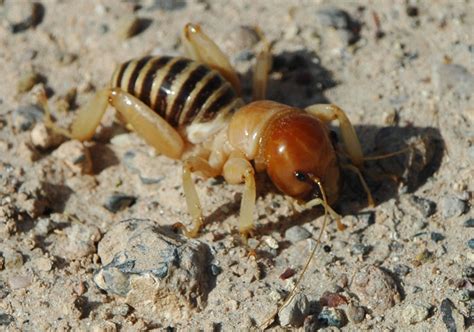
[110,56,240,128]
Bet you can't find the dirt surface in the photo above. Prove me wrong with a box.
[0,0,473,331]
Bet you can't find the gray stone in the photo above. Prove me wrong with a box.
[278,293,310,327]
[61,223,101,260]
[402,303,430,324]
[12,104,43,131]
[409,195,436,218]
[351,265,401,315]
[315,7,351,29]
[317,307,345,327]
[440,298,465,332]
[104,193,136,212]
[94,219,213,323]
[463,218,474,228]
[0,313,14,326]
[440,196,467,219]
[285,226,311,243]
[346,304,365,323]
[468,239,474,250]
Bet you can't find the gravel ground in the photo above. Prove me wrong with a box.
[0,0,473,331]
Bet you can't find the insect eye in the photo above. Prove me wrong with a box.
[294,171,307,182]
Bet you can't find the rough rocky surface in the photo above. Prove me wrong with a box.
[0,0,472,330]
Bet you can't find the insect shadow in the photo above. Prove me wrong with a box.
[204,49,444,236]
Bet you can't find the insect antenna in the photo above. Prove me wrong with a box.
[259,174,332,329]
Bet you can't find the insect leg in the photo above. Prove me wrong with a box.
[179,156,221,237]
[222,153,256,241]
[305,104,375,207]
[252,28,271,100]
[305,104,364,168]
[42,88,110,141]
[182,23,241,95]
[109,88,184,159]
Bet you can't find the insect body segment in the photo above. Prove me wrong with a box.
[44,23,369,240]
[110,56,241,138]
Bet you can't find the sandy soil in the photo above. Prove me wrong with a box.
[0,0,473,331]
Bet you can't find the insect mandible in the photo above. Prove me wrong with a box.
[44,23,375,240]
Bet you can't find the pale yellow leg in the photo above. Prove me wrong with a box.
[305,104,364,168]
[182,23,241,95]
[109,89,184,159]
[222,154,256,239]
[41,88,110,140]
[252,28,272,101]
[181,156,221,237]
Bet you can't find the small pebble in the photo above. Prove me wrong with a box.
[62,223,101,260]
[464,218,474,228]
[111,303,130,317]
[53,140,93,174]
[30,122,64,150]
[393,264,410,276]
[0,313,14,326]
[462,266,474,279]
[351,243,371,256]
[104,193,136,212]
[346,304,365,323]
[278,293,310,327]
[3,249,23,269]
[17,71,43,93]
[0,281,10,299]
[117,16,151,39]
[8,274,32,289]
[440,298,464,332]
[143,0,186,11]
[314,6,359,45]
[210,264,222,276]
[430,232,445,242]
[319,292,347,307]
[409,195,436,218]
[12,104,44,131]
[402,303,430,324]
[285,225,311,243]
[317,307,345,328]
[35,257,53,272]
[440,196,467,219]
[468,239,474,250]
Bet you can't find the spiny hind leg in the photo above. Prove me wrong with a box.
[42,87,185,159]
[108,89,184,159]
[182,23,241,94]
[222,153,256,242]
[180,156,221,237]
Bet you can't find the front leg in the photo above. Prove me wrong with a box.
[222,153,256,241]
[181,156,221,237]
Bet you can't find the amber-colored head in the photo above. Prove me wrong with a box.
[263,112,341,203]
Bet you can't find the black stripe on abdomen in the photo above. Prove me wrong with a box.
[168,65,209,127]
[154,59,190,118]
[138,56,172,109]
[201,86,236,121]
[127,56,153,94]
[113,60,131,87]
[183,74,224,125]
